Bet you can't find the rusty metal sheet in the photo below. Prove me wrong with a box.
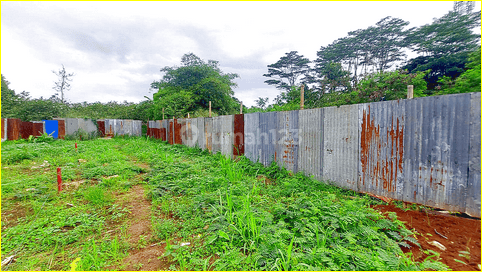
[298,108,323,180]
[32,122,44,137]
[323,105,359,190]
[174,119,182,144]
[57,120,65,139]
[204,118,213,152]
[20,121,33,139]
[358,100,405,200]
[7,118,21,140]
[467,92,481,217]
[277,111,298,172]
[233,114,244,156]
[1,118,6,141]
[243,113,260,163]
[97,120,106,137]
[115,119,124,136]
[402,94,471,213]
[161,120,169,141]
[169,120,174,145]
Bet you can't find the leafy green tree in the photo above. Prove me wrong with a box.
[1,74,19,118]
[355,70,427,103]
[403,10,481,92]
[263,51,310,91]
[151,53,239,115]
[437,47,481,94]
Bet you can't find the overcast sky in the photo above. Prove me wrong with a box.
[2,1,480,107]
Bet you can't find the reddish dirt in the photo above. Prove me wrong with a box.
[373,204,481,271]
[113,184,171,271]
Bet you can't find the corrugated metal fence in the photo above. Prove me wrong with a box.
[1,93,479,216]
[168,93,481,217]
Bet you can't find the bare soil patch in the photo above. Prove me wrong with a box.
[113,185,170,271]
[373,204,481,271]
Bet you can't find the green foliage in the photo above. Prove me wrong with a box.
[151,53,240,117]
[355,70,427,103]
[151,87,194,119]
[437,48,481,94]
[263,51,311,91]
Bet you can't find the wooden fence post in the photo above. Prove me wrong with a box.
[407,85,414,99]
[209,101,212,117]
[240,102,243,114]
[162,108,165,120]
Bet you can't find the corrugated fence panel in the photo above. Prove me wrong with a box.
[211,117,221,154]
[115,119,124,135]
[133,120,142,137]
[78,118,98,135]
[204,118,213,152]
[123,120,133,136]
[7,119,21,140]
[97,120,106,136]
[220,115,234,159]
[467,92,481,217]
[244,113,260,163]
[259,112,278,167]
[168,119,174,145]
[323,105,359,190]
[403,94,471,213]
[57,120,65,139]
[298,108,323,180]
[161,120,169,141]
[20,121,33,139]
[358,100,405,200]
[32,121,44,137]
[65,118,79,136]
[277,111,298,172]
[44,120,59,139]
[194,117,205,150]
[233,114,245,156]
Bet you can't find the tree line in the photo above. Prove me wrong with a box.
[2,5,480,122]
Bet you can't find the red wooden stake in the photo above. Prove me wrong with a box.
[57,167,62,193]
[75,142,77,150]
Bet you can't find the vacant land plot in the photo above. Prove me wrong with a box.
[1,137,477,270]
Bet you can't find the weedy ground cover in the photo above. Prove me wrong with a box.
[1,137,146,270]
[1,137,449,271]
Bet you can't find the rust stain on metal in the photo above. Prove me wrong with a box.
[97,121,105,137]
[233,114,244,156]
[20,121,33,139]
[32,122,43,137]
[174,119,182,144]
[169,121,174,145]
[7,118,21,140]
[161,128,167,141]
[360,106,404,193]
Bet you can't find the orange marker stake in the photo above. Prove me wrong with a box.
[57,167,62,193]
[75,143,78,151]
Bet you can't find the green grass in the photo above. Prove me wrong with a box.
[1,137,449,271]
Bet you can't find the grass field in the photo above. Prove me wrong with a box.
[1,137,448,270]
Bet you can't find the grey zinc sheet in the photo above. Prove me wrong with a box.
[65,118,79,135]
[133,120,142,136]
[277,111,299,172]
[358,100,405,200]
[123,120,133,136]
[212,117,222,154]
[323,105,359,190]
[258,112,278,167]
[402,93,471,213]
[204,118,213,153]
[220,115,234,159]
[244,113,260,163]
[298,108,323,180]
[194,117,205,150]
[467,92,481,217]
[78,118,98,134]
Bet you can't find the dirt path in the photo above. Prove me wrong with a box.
[373,204,481,271]
[112,184,170,271]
